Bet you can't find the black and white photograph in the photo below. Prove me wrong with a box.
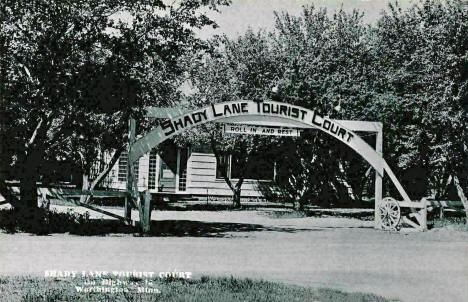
[0,0,467,301]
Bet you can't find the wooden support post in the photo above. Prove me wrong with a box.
[420,198,427,231]
[139,190,152,233]
[125,118,136,221]
[374,128,383,229]
[175,147,181,192]
[439,206,444,219]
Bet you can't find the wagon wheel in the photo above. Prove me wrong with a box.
[378,197,401,230]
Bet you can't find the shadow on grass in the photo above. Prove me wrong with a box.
[0,208,319,237]
[78,219,322,237]
[305,210,375,221]
[148,220,321,237]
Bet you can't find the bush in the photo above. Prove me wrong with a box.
[0,208,134,235]
[0,207,53,235]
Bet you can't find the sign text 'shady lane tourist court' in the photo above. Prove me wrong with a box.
[160,100,354,142]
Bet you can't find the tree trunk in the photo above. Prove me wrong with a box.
[453,175,468,224]
[209,136,241,208]
[16,116,47,213]
[232,175,245,209]
[0,161,19,207]
[16,150,45,233]
[232,186,242,209]
[80,173,90,204]
[18,153,39,211]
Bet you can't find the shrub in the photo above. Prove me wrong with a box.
[0,208,133,235]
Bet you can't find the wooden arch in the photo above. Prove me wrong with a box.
[130,100,412,204]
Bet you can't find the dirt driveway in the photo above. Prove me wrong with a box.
[0,209,467,302]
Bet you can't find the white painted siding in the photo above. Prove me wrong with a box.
[107,153,149,191]
[107,149,267,198]
[186,152,264,197]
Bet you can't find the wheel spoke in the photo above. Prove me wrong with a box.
[379,197,400,230]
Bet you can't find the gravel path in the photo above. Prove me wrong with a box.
[0,209,467,302]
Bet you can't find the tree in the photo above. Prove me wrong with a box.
[0,0,230,219]
[1,0,121,215]
[266,1,467,213]
[179,30,282,208]
[267,5,376,208]
[373,0,467,217]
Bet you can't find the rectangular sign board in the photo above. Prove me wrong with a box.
[223,123,301,137]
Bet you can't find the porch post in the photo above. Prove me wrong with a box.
[175,147,181,192]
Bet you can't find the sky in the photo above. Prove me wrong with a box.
[196,0,416,39]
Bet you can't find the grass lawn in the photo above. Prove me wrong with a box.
[0,275,391,302]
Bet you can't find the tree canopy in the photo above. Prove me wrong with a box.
[181,0,467,208]
[0,0,230,210]
[0,0,466,215]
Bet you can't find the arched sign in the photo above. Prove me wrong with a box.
[130,100,411,203]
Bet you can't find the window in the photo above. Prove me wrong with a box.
[178,148,189,191]
[216,154,231,179]
[118,151,139,182]
[148,149,158,189]
[118,152,128,182]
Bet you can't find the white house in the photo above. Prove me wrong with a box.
[105,143,275,199]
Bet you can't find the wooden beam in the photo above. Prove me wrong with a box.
[383,161,412,203]
[398,200,463,209]
[145,105,383,131]
[402,216,421,230]
[131,101,388,176]
[374,127,383,229]
[49,190,131,223]
[39,187,138,208]
[77,202,129,222]
[43,188,128,198]
[399,201,426,208]
[429,200,463,208]
[125,118,136,220]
